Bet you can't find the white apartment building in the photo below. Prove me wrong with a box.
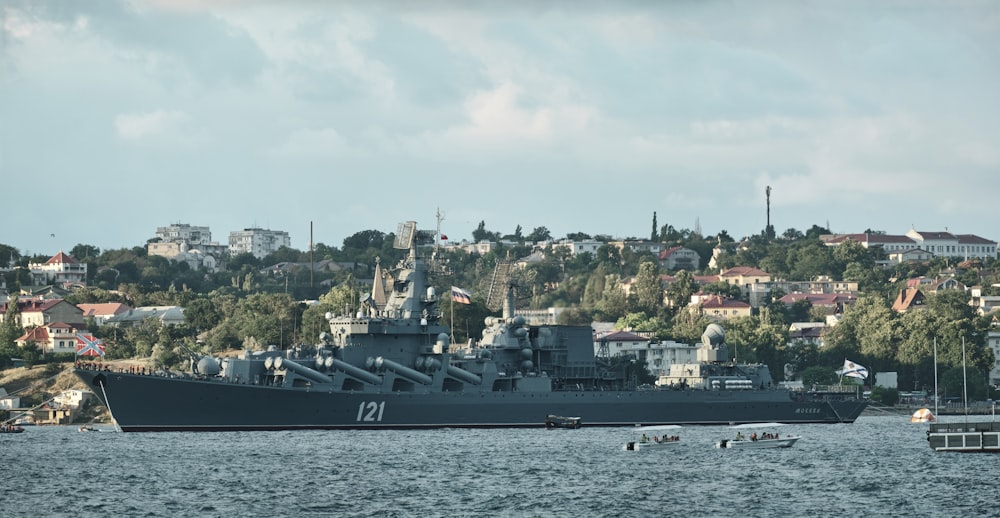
[823,229,997,261]
[150,223,227,271]
[550,239,604,257]
[229,228,292,259]
[594,330,699,378]
[155,223,214,245]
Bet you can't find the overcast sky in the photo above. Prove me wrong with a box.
[2,1,998,256]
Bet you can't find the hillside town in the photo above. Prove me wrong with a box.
[1,221,1000,425]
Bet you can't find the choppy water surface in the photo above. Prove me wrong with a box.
[1,415,995,517]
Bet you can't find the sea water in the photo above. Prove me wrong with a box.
[0,415,994,517]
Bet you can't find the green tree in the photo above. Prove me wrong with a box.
[70,244,101,261]
[632,261,663,316]
[0,298,22,351]
[801,365,839,386]
[595,275,627,321]
[940,366,988,402]
[185,298,222,332]
[666,270,696,309]
[870,386,900,405]
[525,226,551,243]
[669,310,712,345]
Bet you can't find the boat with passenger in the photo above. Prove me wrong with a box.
[0,423,25,434]
[623,424,682,451]
[716,422,800,449]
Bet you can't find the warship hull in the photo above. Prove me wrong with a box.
[76,369,866,432]
[74,221,867,432]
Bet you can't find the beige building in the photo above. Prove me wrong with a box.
[15,322,85,354]
[0,298,85,327]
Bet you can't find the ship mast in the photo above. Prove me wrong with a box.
[435,207,445,254]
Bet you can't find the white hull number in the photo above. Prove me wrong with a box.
[356,401,386,422]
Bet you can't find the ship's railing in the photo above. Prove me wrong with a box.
[797,384,861,394]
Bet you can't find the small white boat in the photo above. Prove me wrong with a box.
[716,422,800,449]
[623,424,682,451]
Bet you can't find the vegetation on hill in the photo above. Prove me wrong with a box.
[1,220,998,401]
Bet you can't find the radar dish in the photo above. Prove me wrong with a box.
[701,323,725,347]
[394,221,416,250]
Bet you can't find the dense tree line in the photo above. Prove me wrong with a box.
[1,220,997,400]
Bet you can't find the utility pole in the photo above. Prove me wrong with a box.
[766,185,771,231]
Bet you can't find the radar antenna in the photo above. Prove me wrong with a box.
[394,221,417,250]
[485,260,513,312]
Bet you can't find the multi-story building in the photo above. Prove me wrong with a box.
[690,293,752,321]
[657,246,700,271]
[0,298,84,327]
[27,252,86,287]
[15,322,84,354]
[229,228,292,259]
[150,223,227,271]
[550,239,603,257]
[906,229,997,260]
[823,229,997,261]
[609,240,666,257]
[748,277,859,307]
[593,330,699,378]
[155,223,213,246]
[105,306,187,328]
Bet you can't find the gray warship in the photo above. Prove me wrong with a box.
[74,222,867,431]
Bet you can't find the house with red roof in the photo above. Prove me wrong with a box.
[15,322,85,354]
[77,302,133,325]
[657,246,701,271]
[905,276,965,294]
[892,288,926,313]
[27,251,87,287]
[778,293,856,315]
[690,294,752,321]
[0,298,85,327]
[719,267,771,287]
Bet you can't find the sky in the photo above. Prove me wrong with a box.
[2,1,999,257]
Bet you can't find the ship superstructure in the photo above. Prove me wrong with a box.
[74,221,867,431]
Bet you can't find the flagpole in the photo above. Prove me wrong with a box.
[450,299,455,344]
[933,338,938,416]
[962,336,968,421]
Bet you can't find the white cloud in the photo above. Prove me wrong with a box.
[266,127,363,159]
[114,110,206,148]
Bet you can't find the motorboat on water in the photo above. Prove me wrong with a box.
[623,424,682,451]
[545,415,582,429]
[716,422,800,449]
[0,424,25,434]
